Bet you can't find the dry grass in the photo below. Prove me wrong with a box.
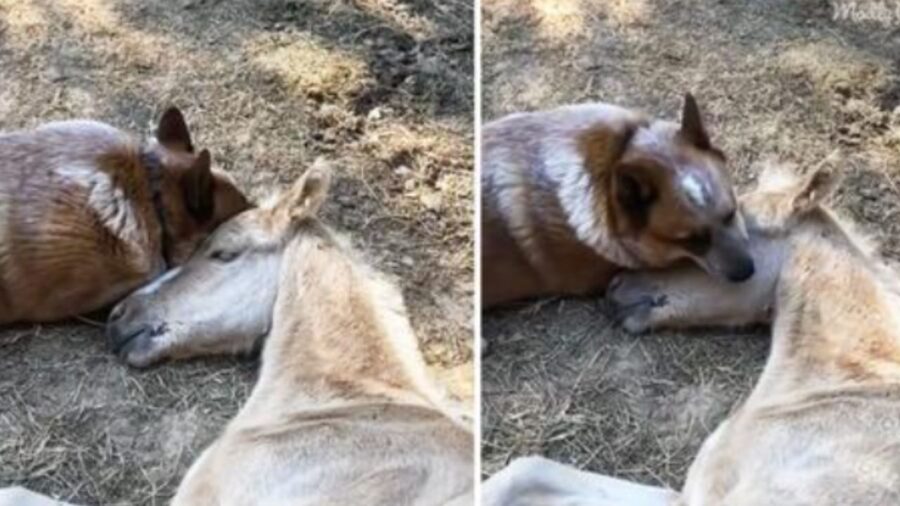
[0,0,472,503]
[482,0,900,490]
[247,35,373,101]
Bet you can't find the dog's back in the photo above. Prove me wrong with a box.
[0,121,161,321]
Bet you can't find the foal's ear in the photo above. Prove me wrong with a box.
[791,165,839,214]
[284,159,332,221]
[157,106,195,153]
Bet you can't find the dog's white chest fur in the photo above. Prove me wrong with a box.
[54,163,145,246]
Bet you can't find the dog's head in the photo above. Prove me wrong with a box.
[148,107,251,265]
[607,94,754,282]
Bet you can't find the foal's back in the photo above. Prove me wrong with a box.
[688,386,900,506]
[175,403,472,506]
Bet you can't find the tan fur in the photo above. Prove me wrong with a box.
[484,163,900,505]
[481,95,751,307]
[0,109,248,323]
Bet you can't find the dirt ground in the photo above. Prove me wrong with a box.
[0,0,472,503]
[482,0,900,490]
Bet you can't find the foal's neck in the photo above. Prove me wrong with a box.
[760,222,900,397]
[250,227,443,417]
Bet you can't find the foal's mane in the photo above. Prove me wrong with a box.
[279,219,469,427]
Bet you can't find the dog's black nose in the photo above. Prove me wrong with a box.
[726,258,755,283]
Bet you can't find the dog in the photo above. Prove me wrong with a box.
[481,94,755,307]
[0,107,250,323]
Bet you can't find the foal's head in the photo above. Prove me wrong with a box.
[107,163,332,367]
[739,162,839,234]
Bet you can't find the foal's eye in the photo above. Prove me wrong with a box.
[209,249,240,263]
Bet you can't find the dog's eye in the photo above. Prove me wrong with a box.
[722,210,736,225]
[680,230,711,254]
[209,249,240,263]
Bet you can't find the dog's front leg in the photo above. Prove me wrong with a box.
[482,456,678,506]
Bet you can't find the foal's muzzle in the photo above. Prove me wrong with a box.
[106,299,167,366]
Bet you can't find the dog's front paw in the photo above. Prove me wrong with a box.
[607,273,668,334]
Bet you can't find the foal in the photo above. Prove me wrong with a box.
[111,162,473,505]
[485,163,900,505]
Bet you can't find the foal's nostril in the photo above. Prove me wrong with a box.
[106,303,141,353]
[608,275,623,293]
[107,322,148,354]
[606,274,632,299]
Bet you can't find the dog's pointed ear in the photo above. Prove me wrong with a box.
[791,165,839,214]
[157,107,195,153]
[680,93,712,151]
[280,159,332,222]
[181,149,214,221]
[612,163,657,232]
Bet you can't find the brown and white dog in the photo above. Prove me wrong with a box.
[481,94,755,307]
[0,107,249,323]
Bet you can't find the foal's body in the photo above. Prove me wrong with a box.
[173,221,472,505]
[484,165,900,505]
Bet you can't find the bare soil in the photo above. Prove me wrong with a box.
[0,0,473,503]
[482,0,900,490]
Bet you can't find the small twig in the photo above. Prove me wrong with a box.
[74,315,105,328]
